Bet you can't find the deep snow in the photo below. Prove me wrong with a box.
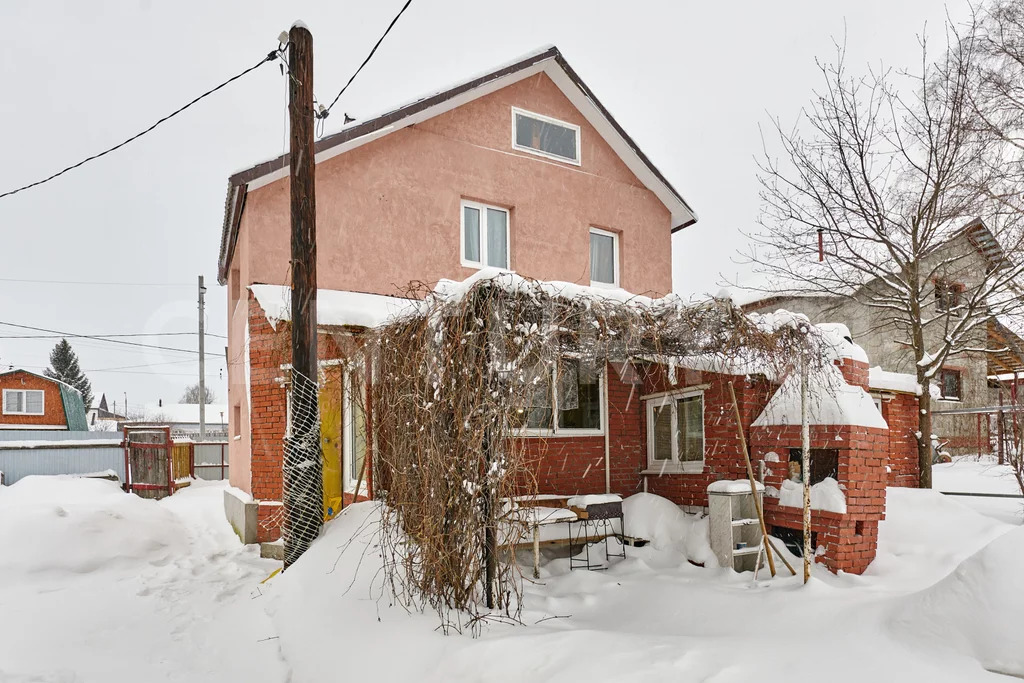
[0,473,1021,682]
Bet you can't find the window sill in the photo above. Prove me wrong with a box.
[515,429,605,438]
[642,463,705,476]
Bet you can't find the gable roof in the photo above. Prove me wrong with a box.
[217,45,698,284]
[0,368,82,396]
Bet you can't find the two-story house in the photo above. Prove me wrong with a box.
[217,46,697,540]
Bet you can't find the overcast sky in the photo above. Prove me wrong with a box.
[0,0,974,411]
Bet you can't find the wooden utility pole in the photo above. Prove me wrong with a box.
[283,22,323,569]
[198,275,206,441]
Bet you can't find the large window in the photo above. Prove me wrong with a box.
[461,200,509,270]
[939,368,962,400]
[512,107,581,165]
[646,391,704,471]
[513,359,603,434]
[589,228,619,287]
[2,389,44,415]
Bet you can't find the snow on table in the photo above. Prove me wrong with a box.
[566,493,622,508]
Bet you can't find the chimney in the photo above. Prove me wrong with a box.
[159,399,163,408]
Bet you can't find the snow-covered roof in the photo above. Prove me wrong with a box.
[752,364,887,429]
[868,367,921,395]
[219,45,698,284]
[817,323,869,363]
[250,285,423,330]
[142,403,228,425]
[433,268,665,307]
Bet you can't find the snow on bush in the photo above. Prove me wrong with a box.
[621,493,717,566]
[893,526,1024,677]
[0,476,184,576]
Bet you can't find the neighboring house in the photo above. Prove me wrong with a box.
[131,402,229,440]
[0,369,88,431]
[742,220,1024,455]
[87,393,127,429]
[217,46,915,573]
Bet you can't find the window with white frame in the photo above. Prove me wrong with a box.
[513,358,603,434]
[461,200,509,269]
[512,107,581,164]
[646,391,704,470]
[3,389,44,415]
[589,228,619,287]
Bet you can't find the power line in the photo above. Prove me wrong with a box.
[0,331,227,340]
[0,50,279,201]
[0,277,196,286]
[0,321,221,356]
[317,0,414,120]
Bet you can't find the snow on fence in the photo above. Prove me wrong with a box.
[0,431,125,485]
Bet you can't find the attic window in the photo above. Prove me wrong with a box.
[512,107,580,164]
[939,368,962,400]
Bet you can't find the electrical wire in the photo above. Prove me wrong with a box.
[0,321,220,356]
[317,0,414,120]
[0,332,227,340]
[0,50,280,201]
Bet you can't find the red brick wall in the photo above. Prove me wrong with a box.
[835,358,869,390]
[882,393,920,487]
[0,371,69,428]
[752,423,888,574]
[522,362,648,497]
[246,297,364,542]
[641,366,774,508]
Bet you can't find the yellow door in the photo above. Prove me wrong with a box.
[319,367,344,518]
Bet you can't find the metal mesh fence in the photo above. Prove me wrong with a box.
[282,368,323,567]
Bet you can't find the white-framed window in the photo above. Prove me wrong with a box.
[589,227,619,287]
[343,371,367,493]
[461,200,509,270]
[514,359,604,436]
[2,389,44,415]
[646,390,704,472]
[511,107,581,165]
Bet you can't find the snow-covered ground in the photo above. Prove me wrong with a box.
[933,457,1024,525]
[0,472,1021,682]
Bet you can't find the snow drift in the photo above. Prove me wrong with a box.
[0,476,184,576]
[893,526,1024,677]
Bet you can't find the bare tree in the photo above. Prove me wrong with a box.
[974,0,1024,156]
[745,18,1024,488]
[180,383,216,404]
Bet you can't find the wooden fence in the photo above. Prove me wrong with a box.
[123,426,194,499]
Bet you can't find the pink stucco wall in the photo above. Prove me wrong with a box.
[226,72,676,494]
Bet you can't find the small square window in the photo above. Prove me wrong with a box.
[935,279,963,312]
[939,368,962,400]
[589,228,619,287]
[511,107,581,165]
[461,201,509,270]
